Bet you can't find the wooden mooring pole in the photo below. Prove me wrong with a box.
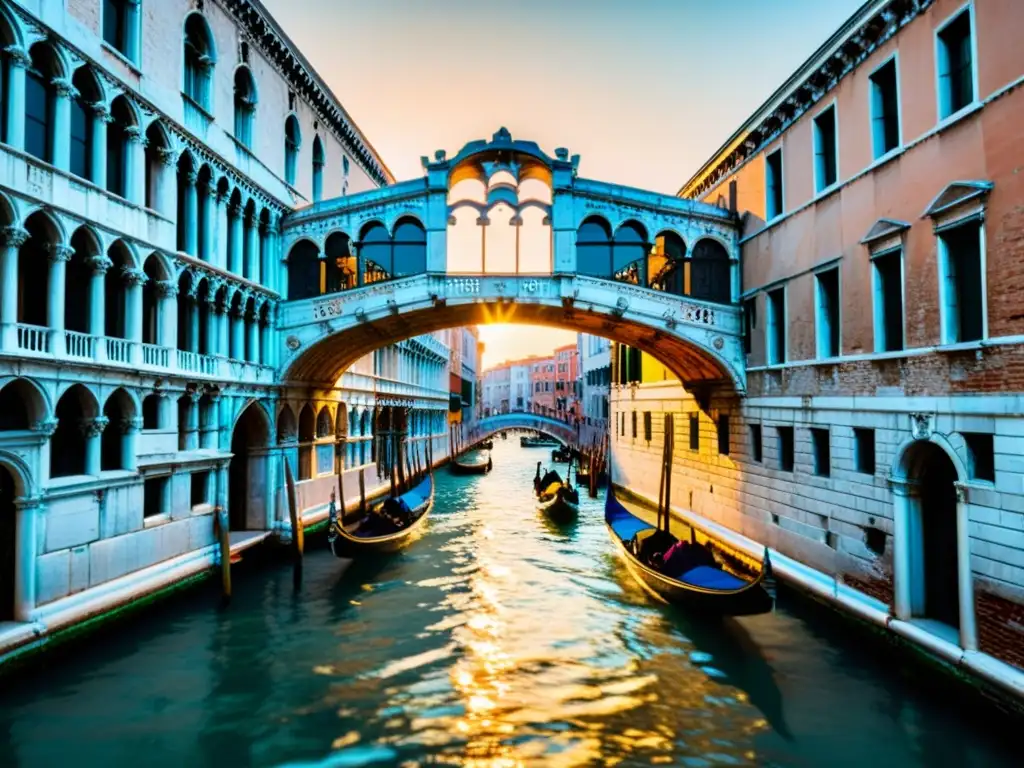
[285,458,304,560]
[215,505,231,599]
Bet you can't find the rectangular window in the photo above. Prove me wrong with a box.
[854,428,876,474]
[813,104,838,192]
[777,426,794,472]
[870,57,900,158]
[620,413,625,437]
[767,287,786,365]
[939,220,984,343]
[103,0,128,55]
[144,476,168,519]
[765,148,784,220]
[937,8,975,119]
[69,100,90,180]
[717,415,730,456]
[743,297,757,355]
[750,424,763,463]
[631,411,637,439]
[873,249,904,352]
[190,471,209,508]
[811,427,831,477]
[25,70,51,162]
[964,432,994,482]
[643,411,652,442]
[689,414,699,451]
[815,267,841,359]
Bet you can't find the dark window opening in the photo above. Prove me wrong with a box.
[717,415,730,456]
[817,267,840,358]
[778,426,794,472]
[142,395,161,429]
[854,428,876,475]
[631,411,637,439]
[191,471,210,508]
[144,476,168,518]
[811,427,831,477]
[768,288,786,365]
[766,149,783,220]
[940,221,984,343]
[743,297,757,355]
[963,432,994,482]
[643,411,652,442]
[864,526,887,556]
[750,424,763,463]
[689,414,699,451]
[938,10,974,118]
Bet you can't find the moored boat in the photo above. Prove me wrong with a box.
[604,417,775,615]
[330,474,434,558]
[521,434,561,448]
[450,450,492,475]
[534,462,580,523]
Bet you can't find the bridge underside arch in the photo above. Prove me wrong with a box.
[282,301,739,394]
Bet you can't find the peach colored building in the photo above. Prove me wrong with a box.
[612,0,1024,699]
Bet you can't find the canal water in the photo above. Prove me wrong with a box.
[0,440,1018,767]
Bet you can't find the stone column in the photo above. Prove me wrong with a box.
[124,267,146,365]
[231,300,245,360]
[185,390,201,451]
[125,125,147,205]
[3,46,29,151]
[954,482,978,651]
[201,181,216,262]
[90,104,111,189]
[46,244,74,357]
[189,294,200,354]
[13,497,41,621]
[120,416,142,471]
[890,476,916,622]
[156,149,177,218]
[215,188,229,271]
[82,416,109,476]
[50,78,77,172]
[87,254,112,362]
[156,280,178,352]
[183,171,199,257]
[201,393,220,450]
[245,213,259,282]
[124,0,142,63]
[228,203,243,275]
[0,226,29,350]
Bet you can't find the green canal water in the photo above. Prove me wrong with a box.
[0,441,1018,767]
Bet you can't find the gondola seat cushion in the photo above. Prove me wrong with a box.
[679,565,748,591]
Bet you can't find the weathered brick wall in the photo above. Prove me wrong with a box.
[976,589,1024,669]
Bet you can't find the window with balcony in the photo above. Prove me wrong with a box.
[813,104,838,192]
[765,148,783,220]
[870,57,900,158]
[937,7,975,119]
[183,13,215,112]
[233,66,257,148]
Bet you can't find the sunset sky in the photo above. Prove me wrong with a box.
[262,0,863,368]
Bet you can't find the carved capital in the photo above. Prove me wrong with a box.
[47,243,75,263]
[2,226,30,249]
[3,46,30,69]
[185,170,199,186]
[155,280,178,299]
[92,103,114,123]
[51,78,78,99]
[187,389,203,404]
[124,125,146,145]
[79,416,109,438]
[31,418,59,437]
[87,255,114,274]
[157,148,177,168]
[954,482,969,504]
[119,416,144,434]
[122,267,147,287]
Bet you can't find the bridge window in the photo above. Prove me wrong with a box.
[393,218,427,276]
[360,222,392,284]
[576,217,612,278]
[689,239,731,303]
[484,203,517,273]
[287,240,320,301]
[324,232,356,293]
[649,232,686,294]
[448,178,486,205]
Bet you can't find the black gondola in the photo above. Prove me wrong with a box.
[521,434,560,448]
[479,439,494,450]
[534,462,580,523]
[330,474,434,558]
[450,450,492,475]
[551,446,571,463]
[604,416,774,616]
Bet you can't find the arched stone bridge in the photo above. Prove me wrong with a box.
[277,128,745,393]
[467,412,579,447]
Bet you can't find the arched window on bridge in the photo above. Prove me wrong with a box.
[287,240,320,301]
[576,217,612,278]
[649,231,686,295]
[360,222,391,284]
[324,232,356,294]
[689,238,732,304]
[613,221,648,285]
[576,217,651,285]
[356,218,427,285]
[392,218,427,276]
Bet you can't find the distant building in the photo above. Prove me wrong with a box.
[529,356,556,414]
[578,334,610,424]
[553,343,579,417]
[482,365,511,416]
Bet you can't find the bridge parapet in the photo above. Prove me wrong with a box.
[471,413,578,445]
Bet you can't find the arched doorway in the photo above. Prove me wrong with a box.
[229,403,270,532]
[904,441,961,629]
[1,465,15,621]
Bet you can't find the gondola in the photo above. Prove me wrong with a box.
[551,446,571,463]
[329,474,434,558]
[449,450,492,475]
[604,419,774,616]
[534,462,580,523]
[479,439,494,450]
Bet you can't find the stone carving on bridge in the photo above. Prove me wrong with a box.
[909,413,933,440]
